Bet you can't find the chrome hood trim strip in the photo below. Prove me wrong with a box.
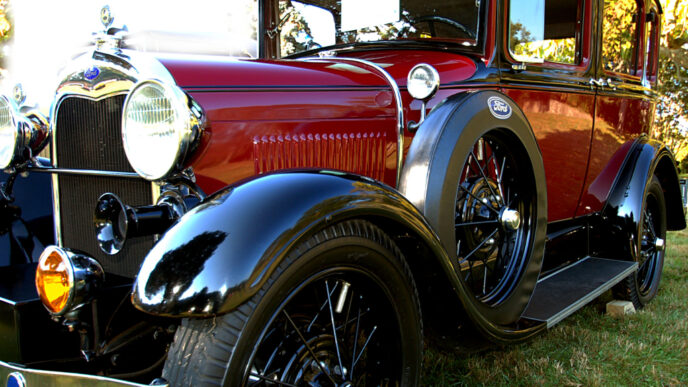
[301,56,405,187]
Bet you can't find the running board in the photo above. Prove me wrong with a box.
[522,257,637,328]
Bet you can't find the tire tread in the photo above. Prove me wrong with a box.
[163,220,422,386]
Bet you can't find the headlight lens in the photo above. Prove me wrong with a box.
[0,96,18,169]
[407,63,440,101]
[122,80,203,180]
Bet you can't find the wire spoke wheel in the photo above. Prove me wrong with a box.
[162,221,422,387]
[455,132,535,308]
[638,206,661,296]
[614,176,666,308]
[246,273,400,386]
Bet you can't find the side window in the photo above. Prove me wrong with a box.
[279,1,336,57]
[644,10,660,83]
[508,0,583,65]
[601,0,640,75]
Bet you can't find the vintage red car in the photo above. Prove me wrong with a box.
[0,0,684,385]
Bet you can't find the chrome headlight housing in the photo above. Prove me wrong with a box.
[0,95,50,169]
[122,80,205,181]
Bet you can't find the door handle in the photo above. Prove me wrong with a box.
[605,78,617,90]
[589,78,606,88]
[589,78,617,90]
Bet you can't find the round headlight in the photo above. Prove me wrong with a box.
[407,64,440,101]
[0,96,19,169]
[122,80,204,180]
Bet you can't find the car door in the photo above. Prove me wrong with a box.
[500,0,596,222]
[576,0,660,216]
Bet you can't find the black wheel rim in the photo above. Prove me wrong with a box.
[455,131,535,306]
[245,269,402,386]
[637,192,664,296]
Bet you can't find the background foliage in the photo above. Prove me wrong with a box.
[655,0,688,172]
[0,0,11,70]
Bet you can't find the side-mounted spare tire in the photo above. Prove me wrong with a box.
[162,220,423,386]
[399,91,547,336]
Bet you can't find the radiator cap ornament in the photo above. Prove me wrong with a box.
[12,84,25,105]
[100,5,113,29]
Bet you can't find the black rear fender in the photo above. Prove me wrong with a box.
[601,139,686,260]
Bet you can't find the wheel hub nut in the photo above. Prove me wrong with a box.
[654,237,665,251]
[500,208,521,231]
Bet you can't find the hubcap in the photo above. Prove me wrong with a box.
[654,237,665,251]
[499,208,521,231]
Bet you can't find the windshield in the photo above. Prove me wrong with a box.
[278,0,483,57]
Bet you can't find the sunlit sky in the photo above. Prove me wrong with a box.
[4,0,248,108]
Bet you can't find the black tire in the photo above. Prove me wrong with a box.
[162,220,423,386]
[614,176,667,309]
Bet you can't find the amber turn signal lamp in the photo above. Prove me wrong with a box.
[35,246,73,315]
[35,246,104,316]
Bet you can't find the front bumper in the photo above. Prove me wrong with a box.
[0,361,168,387]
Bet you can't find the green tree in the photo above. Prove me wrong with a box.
[0,0,12,71]
[655,0,688,173]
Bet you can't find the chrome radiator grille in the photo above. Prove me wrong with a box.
[56,96,133,172]
[55,96,154,278]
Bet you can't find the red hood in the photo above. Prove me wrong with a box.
[341,49,478,86]
[157,50,477,89]
[154,50,478,193]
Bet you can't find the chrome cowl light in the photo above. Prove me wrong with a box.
[0,95,49,169]
[35,246,104,316]
[407,63,440,101]
[122,80,205,181]
[406,64,440,131]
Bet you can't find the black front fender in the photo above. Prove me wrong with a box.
[132,171,446,317]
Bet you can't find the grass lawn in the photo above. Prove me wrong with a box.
[422,227,688,386]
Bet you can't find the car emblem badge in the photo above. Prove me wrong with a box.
[84,66,100,81]
[487,96,512,120]
[6,372,27,387]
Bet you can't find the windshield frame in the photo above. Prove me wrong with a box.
[264,0,489,59]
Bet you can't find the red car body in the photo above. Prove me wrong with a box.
[0,0,683,385]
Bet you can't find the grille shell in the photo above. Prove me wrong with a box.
[55,96,154,278]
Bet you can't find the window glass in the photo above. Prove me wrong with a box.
[601,0,639,74]
[278,0,483,57]
[508,0,581,65]
[644,11,659,82]
[124,0,259,57]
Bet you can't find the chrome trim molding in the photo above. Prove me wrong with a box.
[302,57,405,187]
[0,360,166,387]
[30,166,141,178]
[51,173,62,247]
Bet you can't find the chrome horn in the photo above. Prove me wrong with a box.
[94,193,182,255]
